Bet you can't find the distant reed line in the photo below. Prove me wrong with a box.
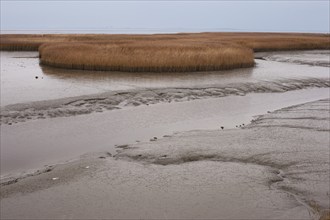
[1,32,329,72]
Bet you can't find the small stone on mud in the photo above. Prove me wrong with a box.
[85,166,90,169]
[99,156,106,159]
[52,177,59,180]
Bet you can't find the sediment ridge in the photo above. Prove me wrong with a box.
[1,77,329,125]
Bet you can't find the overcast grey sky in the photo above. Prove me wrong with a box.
[1,1,329,33]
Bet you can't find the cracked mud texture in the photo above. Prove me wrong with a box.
[1,99,329,219]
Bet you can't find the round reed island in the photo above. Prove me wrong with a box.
[1,33,329,72]
[38,42,255,72]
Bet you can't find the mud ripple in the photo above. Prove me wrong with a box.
[1,78,329,125]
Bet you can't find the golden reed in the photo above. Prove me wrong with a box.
[1,32,329,72]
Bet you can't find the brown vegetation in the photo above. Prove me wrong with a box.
[1,32,329,72]
[320,210,330,220]
[38,42,254,72]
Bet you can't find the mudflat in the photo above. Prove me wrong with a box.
[1,99,329,219]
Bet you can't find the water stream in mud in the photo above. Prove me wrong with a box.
[0,50,329,176]
[1,88,328,176]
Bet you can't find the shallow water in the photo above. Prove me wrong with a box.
[1,88,329,176]
[0,50,329,175]
[1,50,329,106]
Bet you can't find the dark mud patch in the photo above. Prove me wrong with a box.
[119,151,296,171]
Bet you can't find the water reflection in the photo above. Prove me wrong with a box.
[1,51,329,106]
[40,64,254,88]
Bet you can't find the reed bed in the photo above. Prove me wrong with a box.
[1,32,329,72]
[38,43,254,72]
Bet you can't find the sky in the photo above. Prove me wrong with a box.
[1,1,329,33]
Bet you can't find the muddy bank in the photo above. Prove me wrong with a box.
[255,50,330,67]
[1,99,329,219]
[1,77,329,125]
[116,99,330,217]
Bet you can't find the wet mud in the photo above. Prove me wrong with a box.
[256,50,330,67]
[1,99,329,219]
[1,77,329,125]
[115,99,330,219]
